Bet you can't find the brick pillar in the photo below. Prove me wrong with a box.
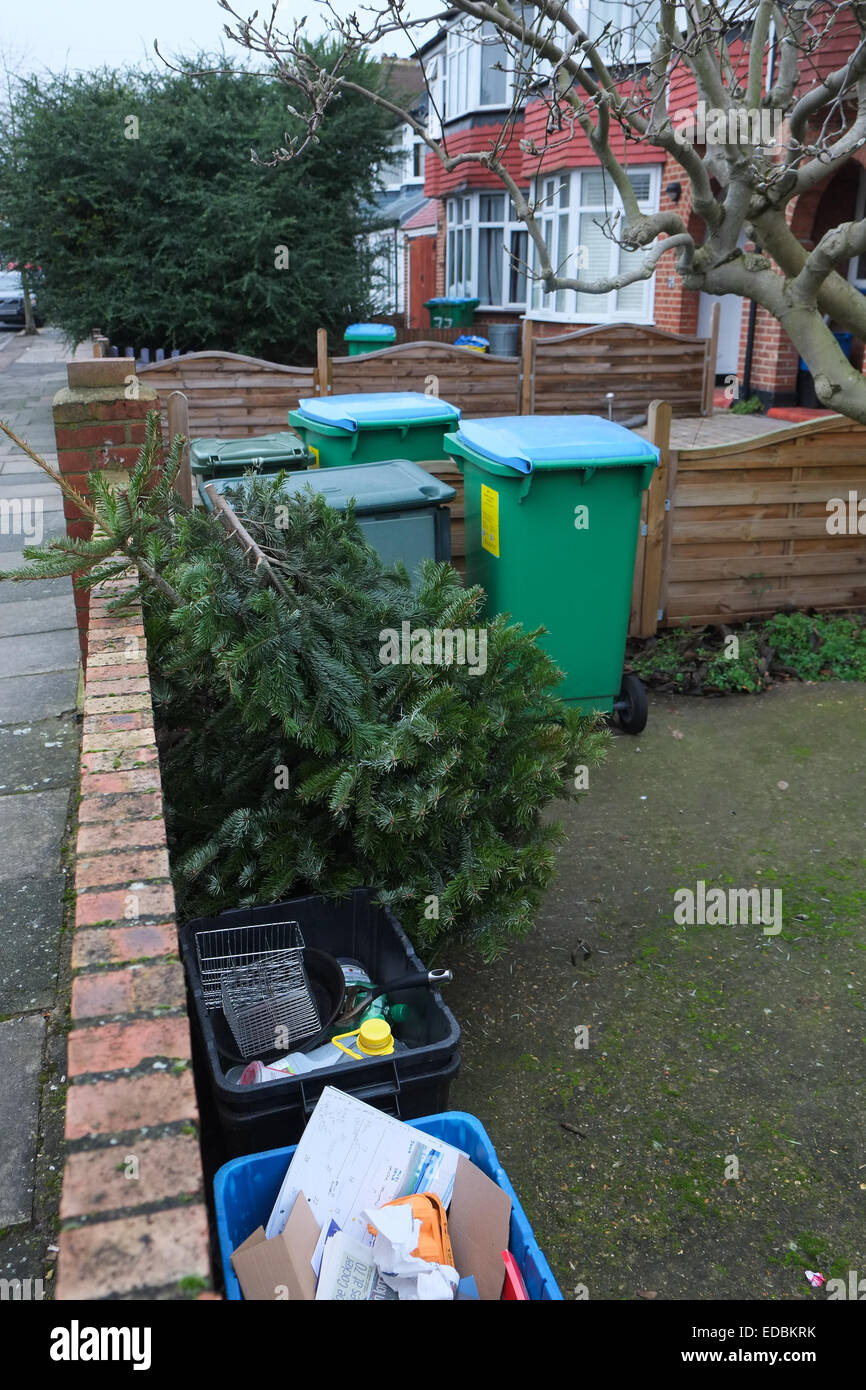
[52,359,159,662]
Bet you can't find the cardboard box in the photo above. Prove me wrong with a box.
[231,1153,512,1302]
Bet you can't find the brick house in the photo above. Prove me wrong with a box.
[403,2,865,409]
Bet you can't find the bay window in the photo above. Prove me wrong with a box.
[445,20,516,119]
[529,165,660,322]
[447,193,529,307]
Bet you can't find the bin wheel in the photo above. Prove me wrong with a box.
[615,672,648,734]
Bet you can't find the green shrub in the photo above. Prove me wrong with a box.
[764,612,866,681]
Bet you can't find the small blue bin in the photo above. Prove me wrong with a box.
[214,1110,562,1301]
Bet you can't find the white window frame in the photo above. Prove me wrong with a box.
[526,165,662,324]
[445,19,516,121]
[571,1,659,66]
[446,192,531,308]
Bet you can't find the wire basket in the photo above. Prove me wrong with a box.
[220,958,321,1060]
[194,919,306,1011]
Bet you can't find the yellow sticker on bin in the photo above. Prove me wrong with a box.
[308,445,320,469]
[480,483,500,557]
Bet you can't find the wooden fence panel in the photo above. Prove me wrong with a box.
[138,350,315,439]
[328,341,520,417]
[663,418,866,625]
[531,323,711,420]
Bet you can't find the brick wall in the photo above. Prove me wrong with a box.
[55,574,212,1300]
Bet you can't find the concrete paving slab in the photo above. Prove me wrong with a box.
[0,875,65,1015]
[0,669,79,723]
[0,629,81,677]
[0,511,66,551]
[0,716,78,792]
[0,790,71,878]
[0,1015,47,1226]
[0,596,76,639]
[0,479,63,499]
[0,575,74,606]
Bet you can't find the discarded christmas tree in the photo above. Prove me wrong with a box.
[1,412,608,959]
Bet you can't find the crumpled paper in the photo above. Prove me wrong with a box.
[804,1270,825,1289]
[362,1203,459,1301]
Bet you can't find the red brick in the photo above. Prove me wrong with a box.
[67,424,129,449]
[84,693,152,717]
[78,792,164,824]
[75,884,174,928]
[65,519,93,542]
[85,677,151,697]
[82,747,158,774]
[127,421,149,445]
[88,617,145,634]
[77,847,170,890]
[77,820,167,855]
[60,1133,203,1218]
[101,445,144,469]
[71,967,134,1017]
[67,1013,190,1072]
[92,399,154,421]
[65,1070,197,1139]
[56,1206,210,1299]
[72,922,177,968]
[82,727,156,753]
[57,450,96,472]
[80,767,161,800]
[82,712,151,734]
[83,662,148,681]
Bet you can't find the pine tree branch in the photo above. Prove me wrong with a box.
[204,482,288,595]
[0,417,184,606]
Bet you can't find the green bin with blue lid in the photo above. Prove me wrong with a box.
[199,458,455,577]
[288,391,461,468]
[423,296,480,328]
[190,432,314,479]
[343,322,397,356]
[444,415,659,731]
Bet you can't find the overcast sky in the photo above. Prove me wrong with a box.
[1,0,434,78]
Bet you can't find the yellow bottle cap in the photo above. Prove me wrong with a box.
[357,1018,395,1055]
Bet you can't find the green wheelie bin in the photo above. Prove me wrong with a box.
[189,432,314,480]
[197,459,455,579]
[343,323,397,355]
[423,297,480,328]
[287,392,461,469]
[444,415,659,731]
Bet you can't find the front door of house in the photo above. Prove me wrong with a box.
[408,235,436,330]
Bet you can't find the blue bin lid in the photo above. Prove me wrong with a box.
[449,415,659,475]
[343,322,397,340]
[455,335,489,347]
[201,459,456,513]
[295,392,461,432]
[424,297,480,306]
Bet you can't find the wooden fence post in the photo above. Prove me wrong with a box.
[315,328,331,396]
[167,389,193,508]
[701,301,720,416]
[639,398,672,637]
[520,317,533,414]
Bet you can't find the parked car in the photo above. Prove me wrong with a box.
[0,268,45,327]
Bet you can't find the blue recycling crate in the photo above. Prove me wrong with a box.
[214,1110,562,1301]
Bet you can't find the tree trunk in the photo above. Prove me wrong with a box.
[20,266,38,336]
